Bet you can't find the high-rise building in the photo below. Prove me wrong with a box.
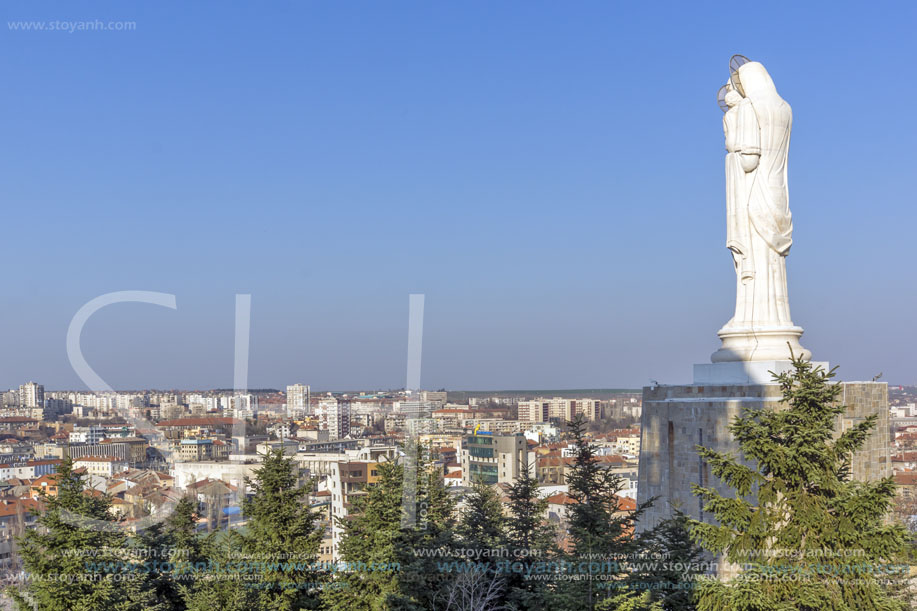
[327,399,351,441]
[19,382,44,409]
[286,384,311,417]
[517,399,549,423]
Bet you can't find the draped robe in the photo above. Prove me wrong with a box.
[723,62,794,329]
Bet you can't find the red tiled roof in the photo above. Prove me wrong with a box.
[0,498,40,517]
[546,492,576,505]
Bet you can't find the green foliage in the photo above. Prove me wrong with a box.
[457,476,506,554]
[398,450,459,609]
[322,459,416,611]
[158,495,209,610]
[504,463,556,611]
[10,458,163,611]
[689,356,909,611]
[323,443,473,611]
[240,448,324,610]
[555,416,649,611]
[629,510,702,610]
[183,529,252,611]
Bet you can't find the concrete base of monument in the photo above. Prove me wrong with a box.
[711,324,811,363]
[635,373,890,578]
[694,360,830,385]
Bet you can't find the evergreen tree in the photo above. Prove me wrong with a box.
[154,495,209,610]
[167,495,206,567]
[184,529,252,611]
[457,476,506,554]
[433,476,508,609]
[324,441,463,610]
[134,520,185,611]
[630,510,702,610]
[322,460,420,611]
[690,356,909,611]
[399,448,459,609]
[504,463,556,611]
[10,458,162,611]
[555,416,648,611]
[240,448,324,610]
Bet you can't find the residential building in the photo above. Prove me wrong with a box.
[459,432,528,486]
[327,399,351,441]
[286,384,311,417]
[74,456,129,477]
[18,382,44,410]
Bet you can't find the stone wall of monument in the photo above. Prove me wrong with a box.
[838,382,890,482]
[636,381,890,530]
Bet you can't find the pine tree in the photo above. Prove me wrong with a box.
[167,495,206,567]
[457,476,506,555]
[151,495,208,610]
[240,448,324,610]
[690,356,909,611]
[504,462,556,611]
[10,458,161,611]
[432,476,508,610]
[556,416,648,611]
[184,529,252,611]
[398,449,459,609]
[630,510,702,610]
[322,460,420,611]
[133,520,185,611]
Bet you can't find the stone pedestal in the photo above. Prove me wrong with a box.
[635,362,890,533]
[711,326,812,363]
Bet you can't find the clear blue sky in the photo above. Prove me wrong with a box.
[2,1,915,391]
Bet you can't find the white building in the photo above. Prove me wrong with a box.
[223,394,258,419]
[326,399,351,441]
[286,384,311,417]
[18,383,44,409]
[170,460,260,491]
[74,456,129,477]
[69,425,107,445]
[517,397,602,422]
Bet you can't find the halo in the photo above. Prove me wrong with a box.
[729,54,751,96]
[717,84,729,113]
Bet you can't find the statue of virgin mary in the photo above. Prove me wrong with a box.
[712,59,811,363]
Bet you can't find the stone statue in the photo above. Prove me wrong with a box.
[712,59,811,363]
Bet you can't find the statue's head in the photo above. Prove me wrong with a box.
[718,82,743,112]
[736,62,779,100]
